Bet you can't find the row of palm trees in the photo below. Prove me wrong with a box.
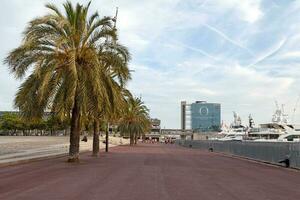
[4,1,151,162]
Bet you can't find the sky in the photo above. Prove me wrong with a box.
[1,0,300,128]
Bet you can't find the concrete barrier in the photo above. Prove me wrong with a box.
[176,140,300,169]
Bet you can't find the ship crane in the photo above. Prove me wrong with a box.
[248,114,255,128]
[273,100,288,124]
[275,100,279,110]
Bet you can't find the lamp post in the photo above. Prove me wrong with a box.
[105,122,109,152]
[105,7,118,153]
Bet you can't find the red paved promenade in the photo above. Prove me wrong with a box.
[0,143,299,200]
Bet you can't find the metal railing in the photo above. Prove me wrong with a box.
[177,140,300,169]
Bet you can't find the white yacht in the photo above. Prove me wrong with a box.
[218,112,247,141]
[248,104,295,141]
[277,131,300,142]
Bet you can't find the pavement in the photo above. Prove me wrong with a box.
[0,136,128,165]
[0,143,300,200]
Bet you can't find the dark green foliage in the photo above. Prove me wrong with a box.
[0,113,23,133]
[118,97,151,145]
[0,113,68,135]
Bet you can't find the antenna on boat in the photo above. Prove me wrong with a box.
[248,114,255,128]
[275,100,279,110]
[292,94,300,123]
[273,100,289,124]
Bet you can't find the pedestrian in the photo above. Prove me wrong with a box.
[81,135,88,142]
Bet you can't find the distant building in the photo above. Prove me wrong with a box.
[143,118,161,141]
[181,101,187,130]
[150,118,161,134]
[181,101,221,132]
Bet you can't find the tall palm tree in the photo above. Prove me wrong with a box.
[91,42,131,156]
[103,87,133,152]
[4,1,125,162]
[134,114,151,144]
[118,97,150,146]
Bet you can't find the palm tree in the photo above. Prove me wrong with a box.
[134,114,151,144]
[4,1,125,162]
[103,87,133,152]
[118,97,150,146]
[91,42,131,156]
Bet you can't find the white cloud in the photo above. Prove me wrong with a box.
[248,37,287,67]
[202,23,254,55]
[214,0,263,23]
[280,51,300,59]
[171,41,217,60]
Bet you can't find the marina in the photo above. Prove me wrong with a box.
[214,102,300,142]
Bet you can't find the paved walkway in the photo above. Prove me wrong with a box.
[0,144,299,200]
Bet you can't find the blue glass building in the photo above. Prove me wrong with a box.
[191,101,221,132]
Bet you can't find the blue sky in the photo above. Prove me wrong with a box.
[1,0,300,128]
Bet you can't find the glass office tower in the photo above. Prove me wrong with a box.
[181,101,221,132]
[191,101,221,132]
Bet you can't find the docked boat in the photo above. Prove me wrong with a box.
[248,103,297,141]
[217,102,300,142]
[218,112,247,141]
[277,131,300,142]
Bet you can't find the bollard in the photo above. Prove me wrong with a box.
[278,157,290,168]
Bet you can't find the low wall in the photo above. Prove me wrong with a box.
[177,140,300,169]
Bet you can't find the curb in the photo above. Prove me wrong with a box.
[0,144,125,168]
[0,153,69,168]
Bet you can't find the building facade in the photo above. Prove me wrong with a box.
[181,101,221,132]
[181,101,186,130]
[150,118,161,134]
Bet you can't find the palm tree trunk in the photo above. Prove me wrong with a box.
[130,131,134,146]
[134,133,138,145]
[92,119,100,157]
[68,98,81,162]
